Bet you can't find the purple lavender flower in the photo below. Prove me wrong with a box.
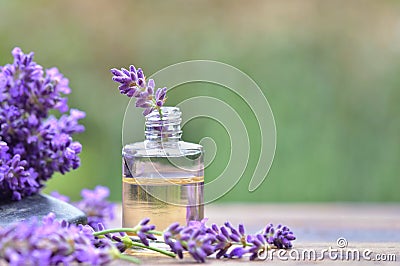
[247,234,269,260]
[164,221,216,262]
[211,223,246,259]
[245,224,296,261]
[0,142,39,200]
[222,222,248,258]
[50,187,115,230]
[98,227,132,253]
[91,219,157,254]
[155,87,167,107]
[134,218,157,246]
[188,218,211,234]
[83,223,130,256]
[0,47,85,201]
[0,209,296,264]
[163,223,185,259]
[74,186,115,230]
[110,65,167,116]
[165,220,296,262]
[263,223,296,249]
[0,213,118,266]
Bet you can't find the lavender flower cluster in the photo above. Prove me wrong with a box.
[93,218,158,254]
[0,198,296,265]
[0,213,118,266]
[0,47,85,201]
[48,187,296,263]
[164,219,296,262]
[51,186,115,230]
[110,65,167,116]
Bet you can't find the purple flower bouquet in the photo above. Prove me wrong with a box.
[0,47,87,229]
[0,47,85,201]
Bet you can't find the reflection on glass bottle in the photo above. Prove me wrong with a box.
[122,107,204,229]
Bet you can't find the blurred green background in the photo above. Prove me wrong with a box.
[1,0,399,202]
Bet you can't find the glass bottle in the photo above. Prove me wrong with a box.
[122,107,204,230]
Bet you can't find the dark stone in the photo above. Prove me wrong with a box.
[0,193,86,228]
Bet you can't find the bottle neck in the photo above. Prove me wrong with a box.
[144,107,182,141]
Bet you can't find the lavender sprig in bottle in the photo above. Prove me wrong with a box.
[111,66,204,230]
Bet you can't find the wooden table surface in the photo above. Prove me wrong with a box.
[110,203,400,265]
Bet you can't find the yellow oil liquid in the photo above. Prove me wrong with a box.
[122,176,204,230]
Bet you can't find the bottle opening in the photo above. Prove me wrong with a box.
[145,107,182,140]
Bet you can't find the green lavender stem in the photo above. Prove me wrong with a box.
[130,242,175,257]
[93,228,163,237]
[94,228,174,258]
